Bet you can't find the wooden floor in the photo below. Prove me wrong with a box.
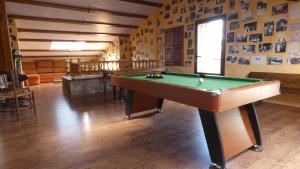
[1,83,300,169]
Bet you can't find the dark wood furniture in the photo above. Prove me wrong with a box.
[248,72,300,95]
[165,26,184,66]
[111,73,280,169]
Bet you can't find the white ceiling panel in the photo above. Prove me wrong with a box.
[6,2,143,25]
[18,32,116,41]
[21,51,101,56]
[15,20,132,34]
[19,42,109,50]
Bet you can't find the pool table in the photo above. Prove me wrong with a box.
[111,72,280,169]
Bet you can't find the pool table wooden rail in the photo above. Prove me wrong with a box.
[111,75,280,112]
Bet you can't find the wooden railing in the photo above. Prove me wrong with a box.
[78,60,159,74]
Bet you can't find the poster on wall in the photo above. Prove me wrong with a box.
[244,22,257,32]
[287,55,300,64]
[238,56,250,65]
[251,56,267,64]
[249,34,263,42]
[226,56,238,64]
[267,56,283,65]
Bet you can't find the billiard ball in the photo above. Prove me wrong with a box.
[146,74,151,78]
[199,78,204,83]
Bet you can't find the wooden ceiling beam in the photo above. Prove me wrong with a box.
[19,38,113,43]
[17,28,130,37]
[9,15,138,29]
[20,49,105,52]
[23,55,99,59]
[6,0,148,19]
[119,0,163,7]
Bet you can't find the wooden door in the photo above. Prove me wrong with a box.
[165,26,184,66]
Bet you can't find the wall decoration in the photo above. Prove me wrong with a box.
[267,56,283,65]
[226,56,237,63]
[276,18,287,32]
[176,16,183,23]
[188,39,193,48]
[287,55,300,64]
[185,32,192,38]
[214,6,223,14]
[185,17,190,24]
[172,0,178,5]
[216,0,225,5]
[164,13,170,19]
[227,12,239,21]
[165,4,171,11]
[244,22,257,32]
[185,61,193,67]
[190,12,196,20]
[287,42,300,53]
[290,34,300,42]
[181,6,187,14]
[257,0,267,16]
[187,49,194,55]
[229,0,236,9]
[249,33,263,43]
[272,3,288,16]
[187,23,194,30]
[204,7,212,14]
[187,56,193,60]
[241,0,250,12]
[259,43,273,52]
[238,56,250,65]
[228,45,239,54]
[289,3,300,19]
[189,4,196,12]
[243,45,256,53]
[275,38,287,53]
[227,32,235,43]
[242,12,256,22]
[251,56,267,64]
[236,34,247,42]
[230,21,240,30]
[264,22,274,36]
[289,23,300,32]
[173,6,178,14]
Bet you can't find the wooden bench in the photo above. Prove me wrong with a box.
[249,72,300,108]
[248,72,300,95]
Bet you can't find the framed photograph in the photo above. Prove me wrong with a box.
[259,43,273,52]
[244,22,257,32]
[267,56,283,65]
[275,38,287,53]
[188,39,193,48]
[238,56,250,65]
[251,56,267,64]
[243,45,256,53]
[228,45,239,54]
[226,56,238,63]
[272,3,288,16]
[204,7,212,14]
[249,33,263,43]
[229,0,236,9]
[241,0,250,12]
[257,0,267,15]
[216,0,225,5]
[288,55,300,64]
[227,32,235,43]
[276,18,288,32]
[236,34,247,42]
[227,12,239,21]
[230,21,240,30]
[187,49,194,55]
[264,22,274,36]
[214,6,223,15]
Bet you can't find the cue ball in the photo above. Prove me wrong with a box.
[199,78,204,83]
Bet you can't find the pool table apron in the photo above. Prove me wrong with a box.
[111,76,280,168]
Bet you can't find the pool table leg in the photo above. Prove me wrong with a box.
[198,109,226,169]
[125,90,164,120]
[246,103,263,152]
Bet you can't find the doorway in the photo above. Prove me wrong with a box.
[195,16,226,75]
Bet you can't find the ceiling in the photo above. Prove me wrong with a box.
[5,0,164,59]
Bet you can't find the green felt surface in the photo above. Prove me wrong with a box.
[121,73,263,91]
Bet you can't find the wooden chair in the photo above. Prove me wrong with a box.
[0,72,37,120]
